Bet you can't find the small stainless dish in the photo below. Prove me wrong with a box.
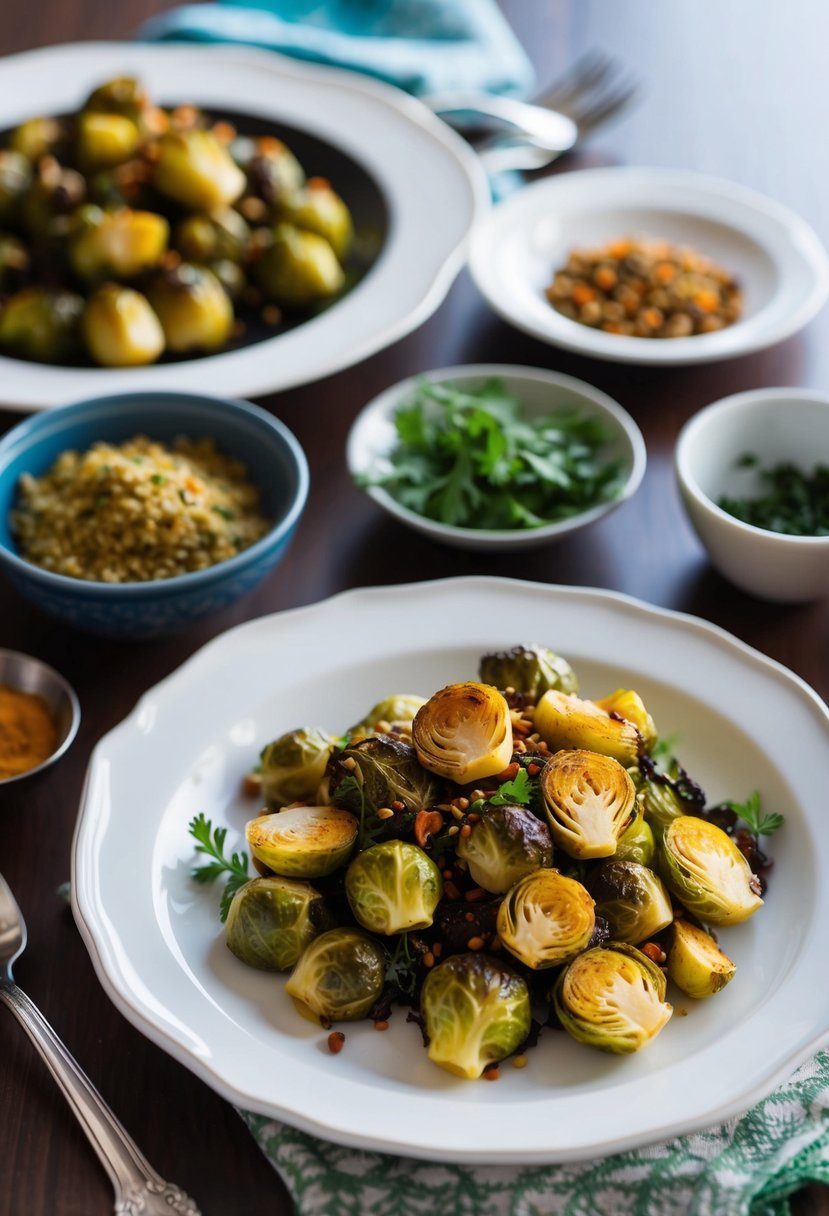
[0,650,80,786]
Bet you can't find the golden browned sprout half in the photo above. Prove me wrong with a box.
[413,681,512,783]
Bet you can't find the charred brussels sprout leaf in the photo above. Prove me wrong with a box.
[534,689,643,765]
[666,919,736,998]
[345,840,442,934]
[329,735,440,816]
[246,806,358,878]
[260,727,334,808]
[413,682,512,784]
[496,869,595,969]
[589,859,673,945]
[225,876,332,971]
[554,942,672,1053]
[478,644,579,699]
[420,953,531,1078]
[457,804,553,894]
[660,816,763,926]
[285,927,386,1022]
[540,749,636,859]
[632,756,706,841]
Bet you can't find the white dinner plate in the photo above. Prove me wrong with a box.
[0,42,487,411]
[72,577,829,1164]
[469,166,829,366]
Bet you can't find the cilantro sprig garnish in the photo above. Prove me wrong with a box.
[189,812,250,922]
[358,378,624,531]
[487,767,533,806]
[722,790,785,839]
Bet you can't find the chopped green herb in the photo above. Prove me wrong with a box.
[150,474,167,486]
[488,768,533,806]
[211,505,236,522]
[719,458,829,536]
[357,378,624,531]
[722,790,785,839]
[188,812,250,922]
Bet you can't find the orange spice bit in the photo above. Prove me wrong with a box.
[373,1020,390,1032]
[257,135,285,153]
[495,761,520,783]
[693,289,720,313]
[483,1065,500,1081]
[422,952,435,969]
[607,238,633,259]
[242,772,262,798]
[239,196,267,223]
[593,265,617,292]
[261,304,282,327]
[571,283,596,308]
[211,120,237,144]
[307,176,331,190]
[654,261,676,284]
[459,824,473,840]
[414,809,444,848]
[512,1054,528,1069]
[464,887,487,903]
[641,942,667,965]
[0,684,58,780]
[171,104,199,129]
[467,936,485,951]
[466,812,480,824]
[464,912,476,923]
[327,1031,345,1054]
[526,763,541,777]
[391,800,405,812]
[432,943,443,958]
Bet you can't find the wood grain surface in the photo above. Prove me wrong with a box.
[1,2,828,1214]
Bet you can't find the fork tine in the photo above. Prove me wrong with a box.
[533,51,618,113]
[569,79,641,138]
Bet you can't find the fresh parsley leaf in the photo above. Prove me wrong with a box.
[722,790,785,837]
[488,768,533,806]
[189,812,250,923]
[385,933,419,998]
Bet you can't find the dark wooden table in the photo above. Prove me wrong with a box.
[2,3,828,1214]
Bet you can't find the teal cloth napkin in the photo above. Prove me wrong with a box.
[139,0,534,98]
[240,1050,829,1215]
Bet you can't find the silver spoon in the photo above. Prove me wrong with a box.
[0,871,201,1215]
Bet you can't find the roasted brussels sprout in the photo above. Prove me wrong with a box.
[497,869,595,969]
[69,205,169,281]
[329,735,440,816]
[285,927,386,1022]
[81,284,164,367]
[0,234,30,293]
[0,151,33,225]
[225,876,333,971]
[275,178,353,260]
[154,130,246,211]
[9,117,65,162]
[420,953,530,1078]
[589,859,673,944]
[412,682,512,784]
[76,112,141,171]
[594,688,657,752]
[22,159,86,236]
[255,223,344,308]
[345,840,442,934]
[147,263,234,353]
[260,727,334,808]
[478,644,578,699]
[533,690,642,765]
[553,942,673,1054]
[242,139,305,202]
[614,803,655,867]
[0,287,83,362]
[347,694,428,740]
[174,208,250,264]
[660,816,763,926]
[246,806,358,878]
[666,919,736,998]
[632,760,705,841]
[540,749,636,859]
[456,805,553,894]
[84,77,151,125]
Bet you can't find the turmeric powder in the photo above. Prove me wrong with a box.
[0,684,58,780]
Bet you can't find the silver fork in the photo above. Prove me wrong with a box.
[0,871,201,1216]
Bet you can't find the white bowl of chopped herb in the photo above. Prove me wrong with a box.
[346,365,646,552]
[675,388,829,602]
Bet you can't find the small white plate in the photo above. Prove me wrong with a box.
[469,166,829,366]
[0,42,488,411]
[72,577,829,1164]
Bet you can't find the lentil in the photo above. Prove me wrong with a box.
[327,1031,345,1054]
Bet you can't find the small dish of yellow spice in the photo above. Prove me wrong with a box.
[0,650,81,785]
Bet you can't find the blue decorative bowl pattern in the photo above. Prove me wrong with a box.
[0,392,309,638]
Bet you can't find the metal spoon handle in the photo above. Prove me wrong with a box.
[0,982,200,1215]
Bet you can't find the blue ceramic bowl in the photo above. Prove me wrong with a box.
[0,392,309,638]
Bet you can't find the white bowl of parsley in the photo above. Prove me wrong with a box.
[346,364,646,551]
[675,388,829,602]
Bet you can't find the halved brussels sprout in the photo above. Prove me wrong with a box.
[497,869,595,969]
[329,735,440,816]
[660,816,763,926]
[147,263,234,353]
[345,840,442,934]
[413,682,512,784]
[154,130,246,211]
[420,953,530,1078]
[590,859,673,944]
[174,208,250,264]
[69,205,169,281]
[246,806,358,878]
[614,802,655,867]
[255,222,344,307]
[594,689,657,752]
[0,288,83,362]
[457,805,553,894]
[347,694,428,739]
[666,919,736,998]
[540,749,636,859]
[76,112,141,170]
[285,927,386,1022]
[478,644,579,699]
[553,942,673,1053]
[225,876,332,971]
[533,690,642,765]
[81,284,164,367]
[260,727,334,808]
[274,179,353,260]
